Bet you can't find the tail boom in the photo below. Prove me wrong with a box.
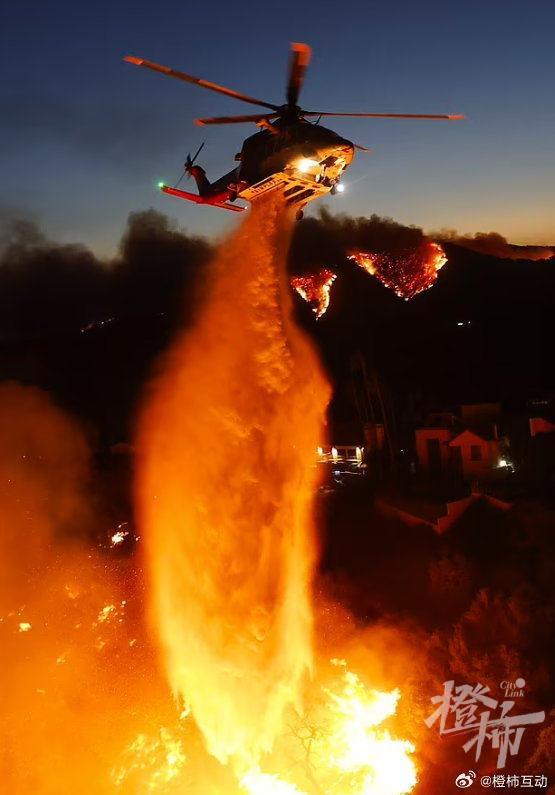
[160,185,245,213]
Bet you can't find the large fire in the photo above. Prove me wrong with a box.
[1,198,418,794]
[291,242,447,320]
[349,242,447,300]
[291,268,337,319]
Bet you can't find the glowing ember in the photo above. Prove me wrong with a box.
[110,523,130,546]
[97,603,117,623]
[349,241,447,300]
[291,268,337,318]
[18,621,32,632]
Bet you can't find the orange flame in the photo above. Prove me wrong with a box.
[239,658,417,795]
[349,242,447,300]
[291,269,337,318]
[136,196,330,773]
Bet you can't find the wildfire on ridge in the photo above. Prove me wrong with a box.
[291,242,446,318]
[349,242,447,300]
[291,268,337,318]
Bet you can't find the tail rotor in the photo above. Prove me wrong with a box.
[171,140,206,189]
[185,140,206,177]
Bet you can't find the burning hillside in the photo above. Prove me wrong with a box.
[290,242,446,319]
[348,242,447,301]
[291,268,337,318]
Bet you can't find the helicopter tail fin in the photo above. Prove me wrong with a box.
[185,163,211,196]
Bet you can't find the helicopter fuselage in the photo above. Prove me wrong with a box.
[238,119,354,198]
[185,119,355,212]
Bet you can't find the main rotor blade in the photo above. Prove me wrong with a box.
[124,55,279,110]
[304,111,465,120]
[286,42,312,106]
[195,113,278,126]
[354,143,373,153]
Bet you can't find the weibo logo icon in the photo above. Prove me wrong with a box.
[455,770,476,788]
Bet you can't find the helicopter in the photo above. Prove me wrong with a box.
[124,43,463,219]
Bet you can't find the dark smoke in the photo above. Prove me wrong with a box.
[288,209,554,273]
[288,207,424,274]
[0,209,211,341]
[435,229,554,261]
[0,209,212,441]
[3,206,552,343]
[2,206,554,444]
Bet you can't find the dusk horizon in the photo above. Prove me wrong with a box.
[2,0,554,252]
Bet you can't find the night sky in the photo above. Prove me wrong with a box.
[1,0,554,254]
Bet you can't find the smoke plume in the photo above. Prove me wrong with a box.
[0,209,211,340]
[288,208,424,275]
[434,229,554,261]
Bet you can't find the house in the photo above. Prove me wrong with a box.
[415,425,454,475]
[415,404,506,483]
[449,428,500,480]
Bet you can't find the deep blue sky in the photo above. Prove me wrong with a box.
[1,0,554,254]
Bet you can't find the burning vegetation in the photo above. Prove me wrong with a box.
[291,268,337,318]
[291,242,446,318]
[348,242,447,301]
[288,211,448,316]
